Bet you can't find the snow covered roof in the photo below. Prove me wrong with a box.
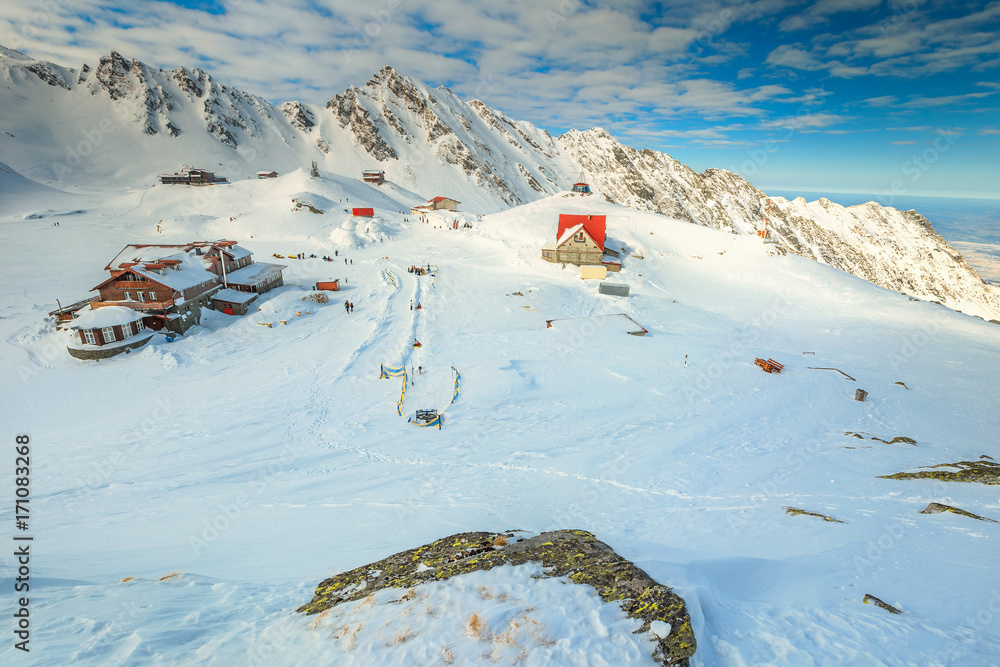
[212,288,258,304]
[70,305,143,330]
[556,223,586,247]
[556,214,606,251]
[106,241,247,269]
[225,262,284,286]
[220,244,252,261]
[430,196,460,203]
[95,250,219,293]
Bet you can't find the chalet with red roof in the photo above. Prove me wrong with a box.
[541,214,619,271]
[63,240,284,360]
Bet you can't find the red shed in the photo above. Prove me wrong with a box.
[352,208,374,217]
[315,280,340,291]
[556,214,606,252]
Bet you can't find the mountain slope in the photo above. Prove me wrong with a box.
[1,45,997,319]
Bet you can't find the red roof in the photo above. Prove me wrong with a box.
[352,208,375,216]
[556,214,606,252]
[573,182,589,186]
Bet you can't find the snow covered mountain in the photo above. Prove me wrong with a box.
[1,45,998,319]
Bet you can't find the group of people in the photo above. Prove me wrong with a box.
[407,265,429,275]
[344,300,355,313]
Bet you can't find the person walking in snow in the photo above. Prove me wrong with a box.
[349,302,354,313]
[344,299,350,313]
[345,258,347,264]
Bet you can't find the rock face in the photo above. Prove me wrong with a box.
[2,44,998,319]
[298,529,696,666]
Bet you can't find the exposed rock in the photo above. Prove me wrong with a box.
[863,593,902,614]
[25,61,69,89]
[878,459,999,484]
[919,502,997,522]
[298,529,696,666]
[291,198,323,214]
[783,506,845,523]
[279,100,315,131]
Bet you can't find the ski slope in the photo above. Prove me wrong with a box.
[1,172,998,666]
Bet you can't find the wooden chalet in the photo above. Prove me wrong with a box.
[159,166,228,185]
[256,170,279,179]
[542,214,607,267]
[362,170,385,185]
[57,240,286,359]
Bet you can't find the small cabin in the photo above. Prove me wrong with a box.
[256,171,278,179]
[352,207,375,217]
[211,288,259,316]
[571,182,591,193]
[362,170,385,185]
[315,280,340,291]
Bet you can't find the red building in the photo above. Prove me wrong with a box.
[352,207,375,217]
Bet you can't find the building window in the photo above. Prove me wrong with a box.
[122,322,132,337]
[149,291,157,300]
[83,330,95,345]
[137,292,145,302]
[136,320,145,331]
[101,327,116,343]
[123,291,131,301]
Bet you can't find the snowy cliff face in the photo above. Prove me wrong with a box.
[320,65,568,208]
[0,45,997,319]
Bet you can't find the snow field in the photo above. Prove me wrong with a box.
[1,174,998,665]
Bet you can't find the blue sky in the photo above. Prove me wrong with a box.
[3,0,998,198]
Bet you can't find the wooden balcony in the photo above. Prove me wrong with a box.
[93,298,175,311]
[115,280,151,289]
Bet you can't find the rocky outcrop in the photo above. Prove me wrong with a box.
[919,502,997,522]
[878,459,999,484]
[299,529,696,666]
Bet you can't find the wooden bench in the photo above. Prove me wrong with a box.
[754,358,784,374]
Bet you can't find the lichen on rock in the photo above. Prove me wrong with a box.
[878,459,999,484]
[298,529,696,666]
[783,506,845,523]
[863,593,902,614]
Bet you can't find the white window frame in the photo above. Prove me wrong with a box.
[137,292,145,302]
[121,322,132,338]
[123,291,131,301]
[101,327,116,343]
[149,291,157,301]
[83,330,96,345]
[136,320,145,331]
